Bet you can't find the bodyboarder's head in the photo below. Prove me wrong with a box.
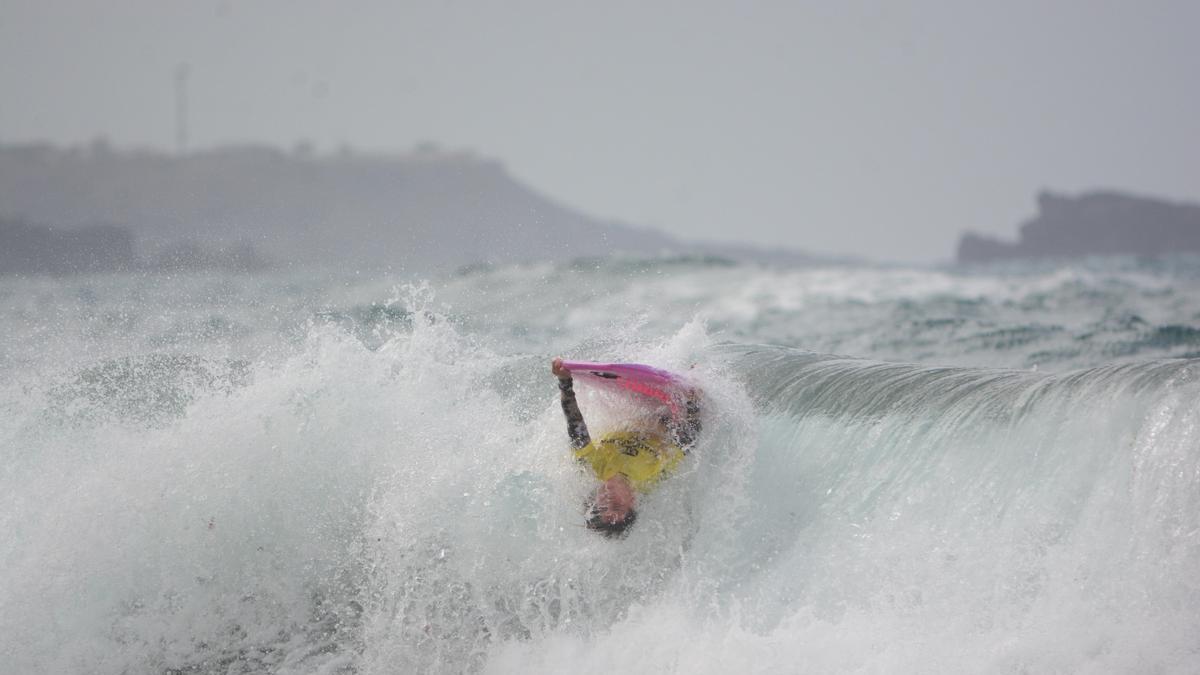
[585,474,638,538]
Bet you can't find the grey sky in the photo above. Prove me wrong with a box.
[2,1,1197,261]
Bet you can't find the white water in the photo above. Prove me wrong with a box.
[1,258,1199,673]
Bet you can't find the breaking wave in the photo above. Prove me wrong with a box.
[1,258,1199,673]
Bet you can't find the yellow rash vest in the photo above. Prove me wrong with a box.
[574,431,686,492]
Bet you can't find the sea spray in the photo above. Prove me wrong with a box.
[355,315,759,673]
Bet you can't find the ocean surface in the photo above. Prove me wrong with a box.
[2,256,1199,674]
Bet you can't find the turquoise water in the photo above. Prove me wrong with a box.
[1,257,1198,673]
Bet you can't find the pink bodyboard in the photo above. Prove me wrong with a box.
[560,360,686,414]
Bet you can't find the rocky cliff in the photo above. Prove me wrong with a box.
[959,191,1200,263]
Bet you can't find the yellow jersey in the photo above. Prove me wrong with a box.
[574,431,686,493]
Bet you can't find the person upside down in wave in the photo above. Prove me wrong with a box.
[552,357,702,538]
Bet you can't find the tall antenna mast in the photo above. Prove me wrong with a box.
[174,63,190,154]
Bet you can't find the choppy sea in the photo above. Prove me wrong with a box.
[2,255,1198,673]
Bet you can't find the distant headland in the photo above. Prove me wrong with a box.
[958,191,1200,264]
[0,141,824,276]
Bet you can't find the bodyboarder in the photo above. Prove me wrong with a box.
[552,357,702,537]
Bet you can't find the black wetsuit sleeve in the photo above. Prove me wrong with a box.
[673,395,703,451]
[558,377,591,450]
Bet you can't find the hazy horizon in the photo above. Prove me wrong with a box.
[2,1,1198,262]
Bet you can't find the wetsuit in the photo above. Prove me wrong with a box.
[558,375,701,491]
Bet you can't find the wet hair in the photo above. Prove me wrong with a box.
[585,506,638,538]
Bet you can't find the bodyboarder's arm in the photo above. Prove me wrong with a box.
[553,358,591,450]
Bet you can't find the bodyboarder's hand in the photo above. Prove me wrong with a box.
[551,357,572,380]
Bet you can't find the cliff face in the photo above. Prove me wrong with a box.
[0,143,680,272]
[958,191,1200,264]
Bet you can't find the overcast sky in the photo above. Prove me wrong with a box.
[2,1,1197,261]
